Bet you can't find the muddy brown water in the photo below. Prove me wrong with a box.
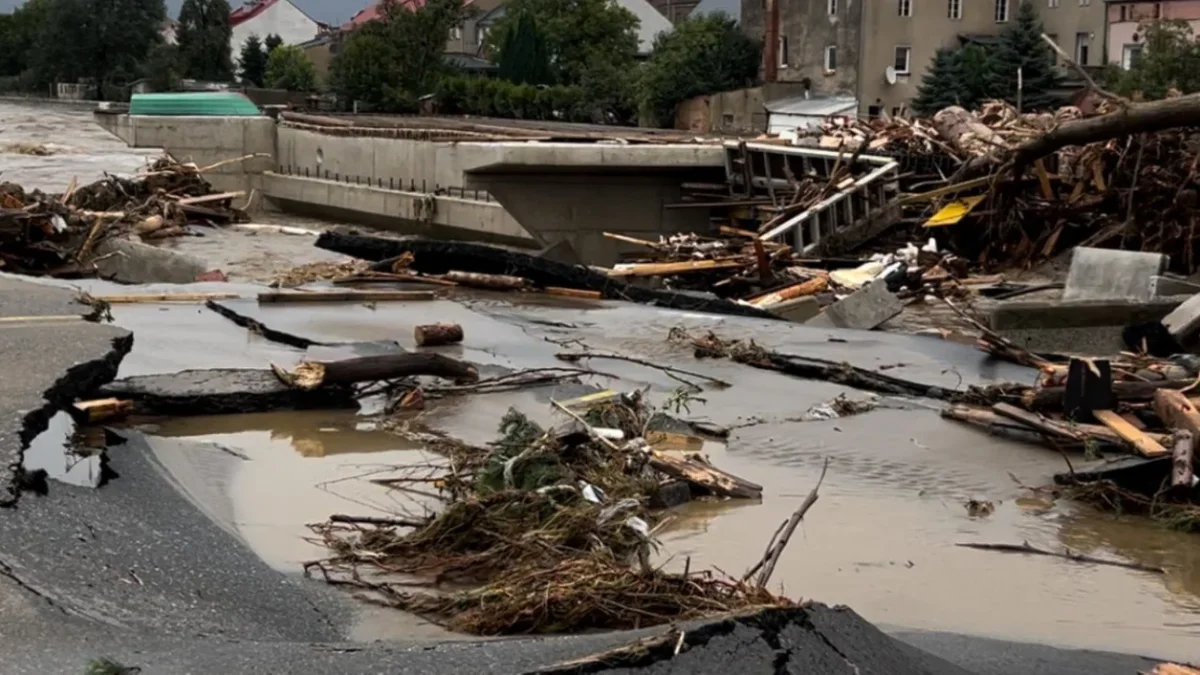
[7,100,1200,660]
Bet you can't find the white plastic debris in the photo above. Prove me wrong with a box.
[580,481,606,504]
[598,497,640,524]
[594,428,626,441]
[830,261,886,289]
[802,404,839,421]
[624,516,650,537]
[50,214,67,233]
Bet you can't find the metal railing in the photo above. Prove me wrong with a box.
[274,162,493,203]
[724,142,899,254]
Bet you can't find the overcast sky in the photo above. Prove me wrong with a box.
[0,0,364,26]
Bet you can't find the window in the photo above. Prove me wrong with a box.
[898,0,912,16]
[475,25,489,45]
[891,106,902,117]
[995,0,1009,22]
[779,35,789,68]
[868,105,883,118]
[1048,0,1058,7]
[1154,2,1162,18]
[1119,5,1127,21]
[894,46,911,74]
[1075,32,1090,65]
[948,0,961,19]
[1080,0,1089,5]
[1123,44,1144,69]
[828,0,837,14]
[1047,33,1059,62]
[825,45,837,71]
[450,25,462,40]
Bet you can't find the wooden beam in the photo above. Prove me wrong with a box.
[257,290,437,303]
[175,190,246,206]
[607,259,748,278]
[1093,409,1170,457]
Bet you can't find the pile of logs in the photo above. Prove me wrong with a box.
[0,156,248,277]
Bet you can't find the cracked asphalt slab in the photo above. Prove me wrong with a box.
[0,277,131,505]
[0,275,1180,674]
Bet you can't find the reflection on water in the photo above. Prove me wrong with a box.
[146,410,432,572]
[23,411,105,488]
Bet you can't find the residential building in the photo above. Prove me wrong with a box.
[1108,1,1196,69]
[741,0,1107,117]
[230,0,325,59]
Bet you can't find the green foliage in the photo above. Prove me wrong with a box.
[331,0,470,109]
[1112,20,1200,99]
[264,33,283,54]
[177,0,234,81]
[636,14,759,127]
[986,0,1061,110]
[912,45,991,115]
[144,43,182,91]
[489,0,639,86]
[496,10,552,86]
[912,48,963,115]
[265,44,316,91]
[29,0,166,91]
[238,34,268,87]
[436,75,588,121]
[0,0,49,80]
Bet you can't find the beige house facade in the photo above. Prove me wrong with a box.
[742,0,1108,116]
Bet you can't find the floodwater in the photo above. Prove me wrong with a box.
[6,100,1200,660]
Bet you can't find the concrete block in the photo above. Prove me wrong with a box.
[1063,247,1167,302]
[768,296,821,323]
[1162,292,1200,342]
[805,282,902,330]
[1150,275,1200,299]
[989,298,1186,331]
[93,238,209,284]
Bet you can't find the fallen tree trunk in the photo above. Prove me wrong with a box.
[278,353,479,390]
[1022,379,1197,411]
[1012,94,1200,168]
[648,451,762,499]
[315,231,781,322]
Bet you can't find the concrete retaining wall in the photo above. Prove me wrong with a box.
[96,113,276,194]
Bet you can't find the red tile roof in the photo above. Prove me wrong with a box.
[342,0,473,31]
[230,0,282,27]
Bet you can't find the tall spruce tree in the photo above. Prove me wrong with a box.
[912,47,964,115]
[239,34,267,86]
[264,33,283,54]
[986,1,1061,110]
[496,11,552,85]
[177,0,234,81]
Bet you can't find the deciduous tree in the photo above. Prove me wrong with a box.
[489,0,639,86]
[265,44,316,91]
[1112,19,1200,99]
[636,14,759,127]
[177,0,234,81]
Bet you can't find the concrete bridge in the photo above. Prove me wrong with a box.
[94,112,725,265]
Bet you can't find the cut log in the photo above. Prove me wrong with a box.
[541,286,602,299]
[1153,389,1200,437]
[933,106,1004,158]
[992,403,1083,441]
[414,323,464,347]
[93,292,241,303]
[1093,409,1170,457]
[943,405,1171,446]
[746,275,829,307]
[648,450,762,499]
[608,259,748,278]
[72,398,134,423]
[1023,379,1196,411]
[280,353,479,390]
[257,290,437,303]
[1171,429,1195,488]
[442,270,529,290]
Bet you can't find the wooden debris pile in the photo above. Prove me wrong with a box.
[304,393,806,635]
[605,228,979,312]
[942,328,1200,530]
[804,95,1200,273]
[0,156,248,277]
